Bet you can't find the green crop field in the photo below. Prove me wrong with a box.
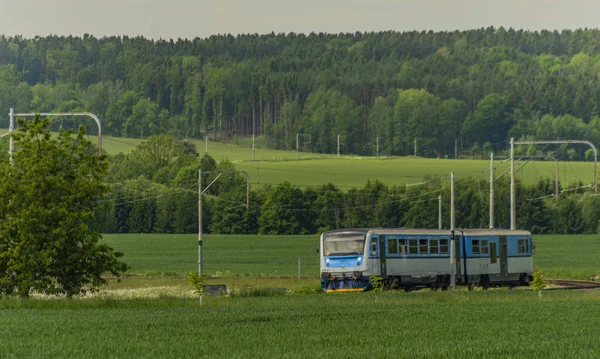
[533,235,600,280]
[236,156,596,188]
[102,136,322,161]
[1,291,599,357]
[103,234,600,280]
[101,134,600,189]
[103,234,320,277]
[1,234,597,357]
[1,129,594,189]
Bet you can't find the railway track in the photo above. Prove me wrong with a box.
[545,279,600,290]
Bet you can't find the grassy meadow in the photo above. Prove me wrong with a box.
[102,233,600,280]
[1,234,597,357]
[2,129,595,188]
[1,291,599,358]
[111,135,598,189]
[104,134,598,188]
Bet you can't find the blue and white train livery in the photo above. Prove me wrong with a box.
[320,228,534,292]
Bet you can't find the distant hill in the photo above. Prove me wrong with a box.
[2,29,600,160]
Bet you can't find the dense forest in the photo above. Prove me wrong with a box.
[2,28,600,157]
[101,147,600,236]
[2,29,600,234]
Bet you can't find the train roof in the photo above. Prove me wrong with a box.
[321,228,531,236]
[369,228,453,235]
[460,229,531,236]
[321,228,369,235]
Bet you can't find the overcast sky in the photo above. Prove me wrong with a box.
[2,0,600,40]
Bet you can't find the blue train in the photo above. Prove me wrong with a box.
[319,228,534,292]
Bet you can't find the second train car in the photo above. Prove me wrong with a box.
[320,228,533,292]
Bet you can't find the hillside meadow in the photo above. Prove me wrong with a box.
[92,135,600,189]
[0,129,595,189]
[102,233,600,280]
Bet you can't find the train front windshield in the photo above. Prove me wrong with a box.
[323,232,366,256]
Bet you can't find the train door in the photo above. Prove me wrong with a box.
[487,238,500,275]
[499,235,508,277]
[379,235,387,278]
[368,235,381,276]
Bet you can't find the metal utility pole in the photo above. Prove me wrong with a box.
[205,136,208,153]
[198,169,203,275]
[376,136,379,158]
[489,152,494,229]
[555,158,559,198]
[510,138,515,230]
[438,194,442,230]
[10,110,102,156]
[252,134,255,161]
[450,171,455,291]
[450,172,455,230]
[296,134,311,159]
[509,139,599,230]
[455,138,458,159]
[8,108,14,164]
[514,139,598,193]
[414,138,417,157]
[337,135,340,158]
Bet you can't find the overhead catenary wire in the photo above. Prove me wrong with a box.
[98,146,591,214]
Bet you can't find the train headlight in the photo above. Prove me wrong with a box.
[358,257,362,262]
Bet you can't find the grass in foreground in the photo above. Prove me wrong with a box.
[1,290,599,358]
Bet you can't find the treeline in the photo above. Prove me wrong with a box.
[101,165,600,235]
[94,135,600,235]
[3,29,600,157]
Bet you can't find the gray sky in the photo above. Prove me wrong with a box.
[1,0,599,40]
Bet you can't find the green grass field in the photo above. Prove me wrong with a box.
[103,234,600,280]
[2,129,594,189]
[1,234,597,357]
[1,291,599,357]
[235,156,596,188]
[104,134,599,188]
[103,234,320,277]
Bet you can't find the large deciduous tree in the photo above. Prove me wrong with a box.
[0,115,128,297]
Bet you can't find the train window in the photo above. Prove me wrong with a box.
[518,239,526,254]
[399,239,407,255]
[472,240,480,254]
[481,240,488,255]
[526,239,530,253]
[409,239,418,255]
[440,239,448,254]
[419,239,428,255]
[388,238,398,254]
[430,239,439,254]
[371,237,377,256]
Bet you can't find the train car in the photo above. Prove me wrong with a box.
[320,228,533,292]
